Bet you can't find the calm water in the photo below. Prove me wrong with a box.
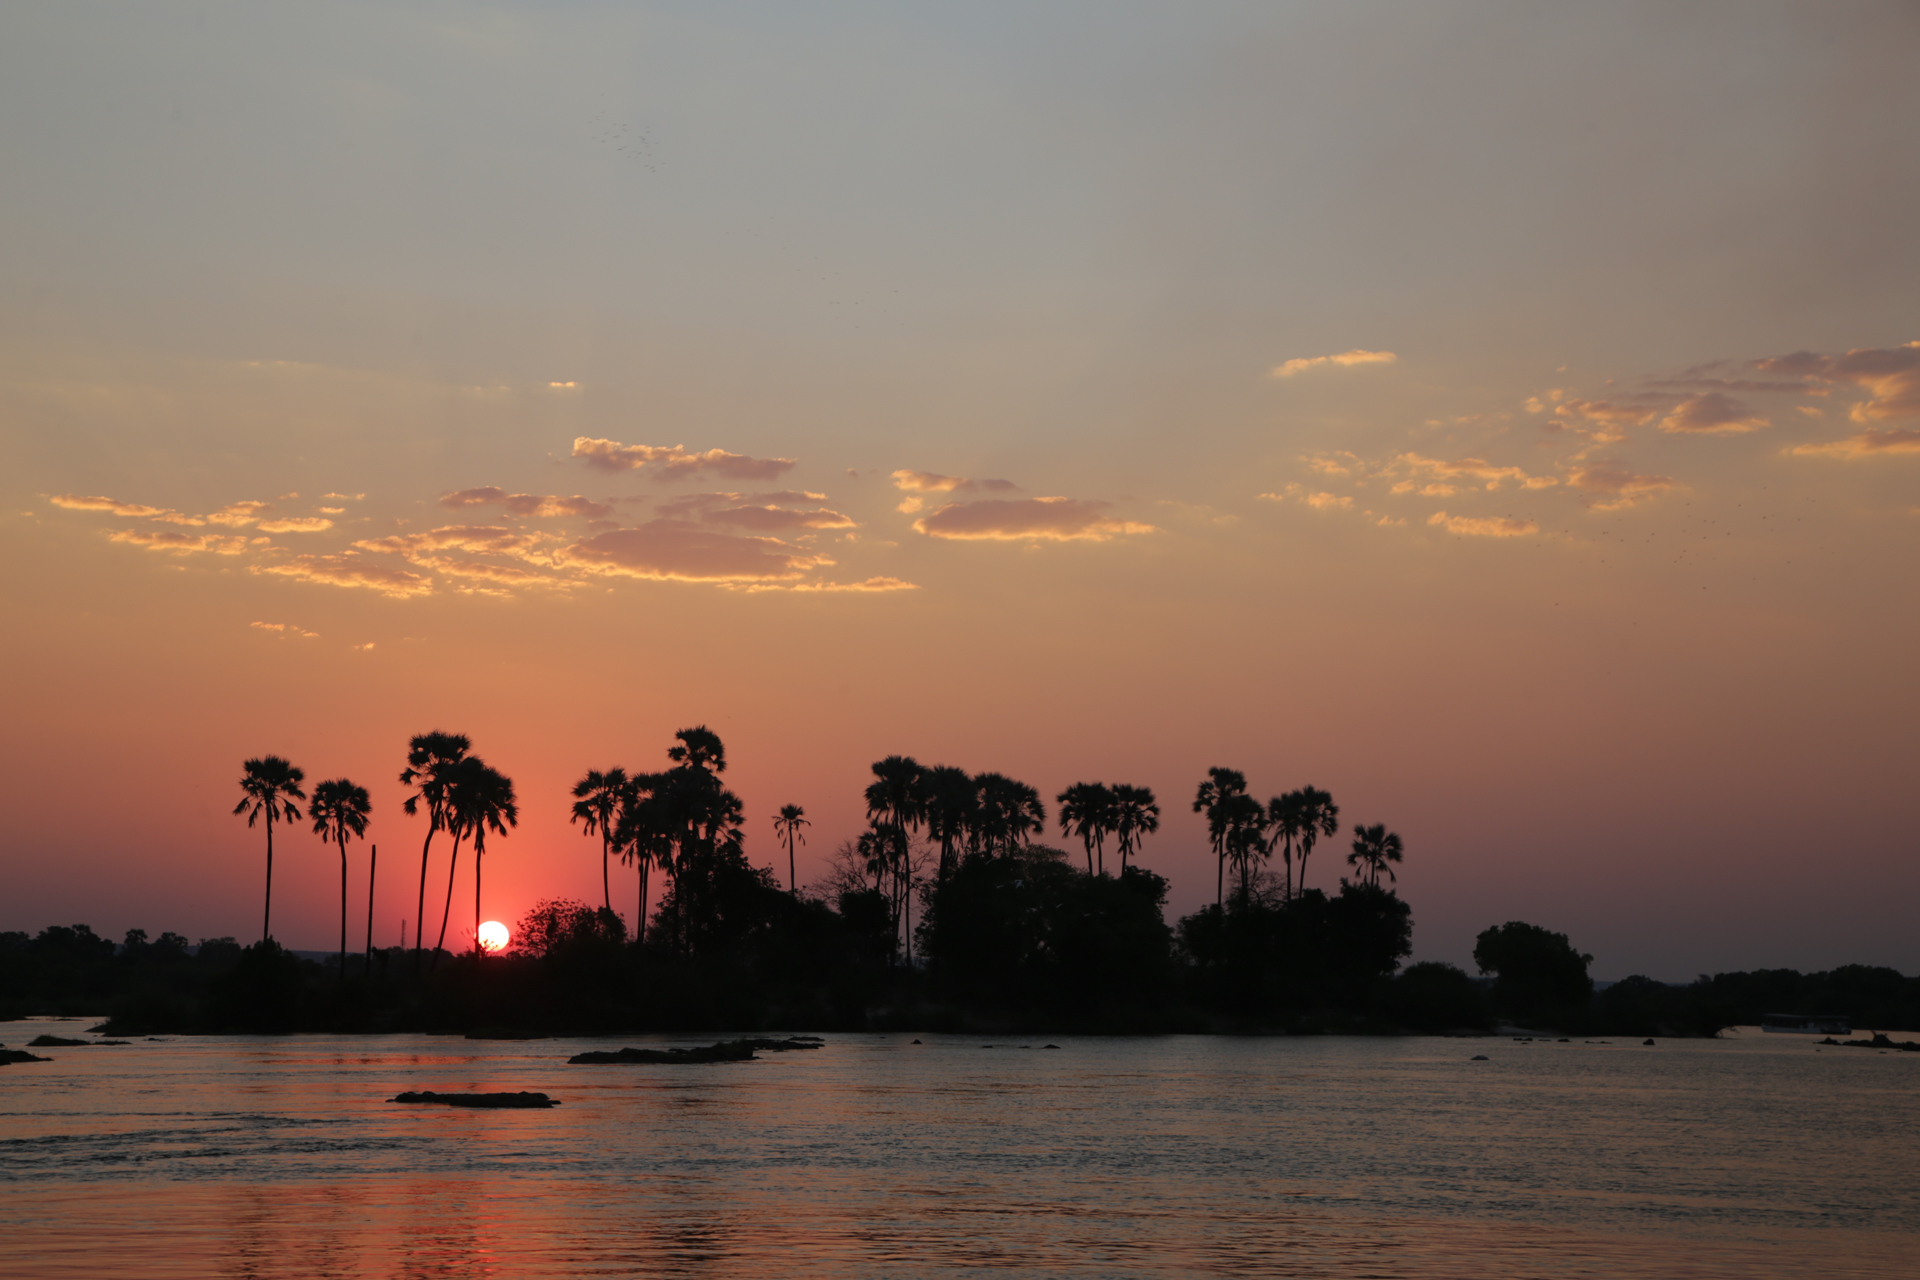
[2,1017,1916,1278]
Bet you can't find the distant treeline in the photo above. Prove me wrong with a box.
[9,727,1915,1038]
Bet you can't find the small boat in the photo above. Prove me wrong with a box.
[1762,1013,1851,1035]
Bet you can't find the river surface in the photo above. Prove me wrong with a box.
[2,1017,1916,1278]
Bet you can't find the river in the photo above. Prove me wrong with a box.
[3,1017,1915,1277]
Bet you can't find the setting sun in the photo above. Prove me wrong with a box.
[476,921,509,954]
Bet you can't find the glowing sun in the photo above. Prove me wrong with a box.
[476,920,510,954]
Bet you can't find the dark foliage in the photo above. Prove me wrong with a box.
[1177,883,1413,1021]
[1473,921,1594,1025]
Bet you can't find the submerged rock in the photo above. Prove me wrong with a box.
[2,1048,53,1064]
[27,1035,94,1047]
[568,1036,823,1065]
[392,1091,559,1108]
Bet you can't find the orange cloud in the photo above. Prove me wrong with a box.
[1397,453,1558,491]
[255,516,334,533]
[572,438,796,480]
[439,487,613,520]
[1755,341,1920,422]
[557,522,830,582]
[1790,428,1920,459]
[1658,392,1769,435]
[407,556,571,587]
[731,576,920,594]
[251,621,318,638]
[109,530,251,554]
[254,555,434,598]
[890,470,1017,494]
[1272,349,1397,378]
[1566,463,1679,510]
[701,505,857,532]
[1427,512,1537,537]
[1559,397,1663,427]
[352,525,546,560]
[51,494,167,517]
[911,497,1155,542]
[206,501,272,527]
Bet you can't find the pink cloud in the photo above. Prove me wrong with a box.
[439,487,613,520]
[1272,349,1397,378]
[1426,512,1537,538]
[109,530,251,555]
[573,438,795,480]
[1755,341,1920,423]
[1790,428,1920,459]
[912,497,1156,542]
[1658,392,1769,435]
[557,521,831,582]
[254,555,434,598]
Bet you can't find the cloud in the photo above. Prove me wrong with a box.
[352,525,546,559]
[572,438,796,480]
[251,621,318,638]
[557,521,831,582]
[439,487,613,520]
[1755,341,1920,423]
[912,496,1156,542]
[700,504,856,532]
[1397,453,1558,491]
[731,576,920,594]
[109,530,252,555]
[1272,349,1398,378]
[254,555,434,598]
[1558,397,1664,427]
[1427,512,1538,537]
[407,555,571,587]
[255,516,334,533]
[890,470,1018,494]
[1259,485,1355,510]
[1658,392,1769,435]
[1566,463,1680,510]
[51,494,167,517]
[206,500,273,527]
[1790,428,1920,459]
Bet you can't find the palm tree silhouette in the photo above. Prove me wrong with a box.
[773,804,809,892]
[973,773,1044,857]
[1347,823,1404,888]
[615,772,666,944]
[1265,791,1306,900]
[1293,786,1340,894]
[921,765,977,881]
[460,764,518,953]
[310,778,372,982]
[400,731,470,968]
[1224,796,1267,906]
[1057,782,1117,874]
[571,767,630,912]
[234,756,306,944]
[865,756,926,960]
[1193,767,1248,908]
[431,755,487,964]
[1110,784,1160,872]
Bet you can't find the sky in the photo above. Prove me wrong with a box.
[2,1,1916,980]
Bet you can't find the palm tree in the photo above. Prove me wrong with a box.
[310,778,372,982]
[364,841,378,979]
[1109,784,1160,872]
[865,756,926,960]
[461,764,518,952]
[772,804,809,892]
[1224,795,1267,907]
[431,755,488,963]
[570,767,629,912]
[1265,791,1306,900]
[921,765,977,881]
[615,772,667,944]
[1193,767,1248,908]
[973,773,1044,857]
[1347,823,1404,888]
[1057,782,1117,875]
[1293,786,1340,894]
[667,725,727,774]
[400,731,470,968]
[234,756,306,944]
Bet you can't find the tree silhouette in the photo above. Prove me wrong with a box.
[431,755,492,963]
[921,765,977,882]
[973,773,1044,858]
[1224,795,1267,906]
[458,763,518,954]
[400,731,470,968]
[1267,790,1313,901]
[1293,786,1340,894]
[1057,782,1117,875]
[570,767,629,912]
[1193,767,1248,908]
[614,772,668,945]
[1347,823,1404,888]
[865,756,926,961]
[773,804,809,892]
[1109,784,1160,872]
[234,756,306,944]
[309,778,372,982]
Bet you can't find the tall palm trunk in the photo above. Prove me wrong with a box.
[474,839,484,955]
[637,856,650,946]
[414,824,436,972]
[364,844,377,978]
[338,834,349,983]
[432,829,464,968]
[262,814,276,944]
[601,829,612,913]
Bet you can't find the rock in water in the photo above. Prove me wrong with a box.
[2,1049,53,1065]
[566,1036,820,1065]
[392,1091,559,1108]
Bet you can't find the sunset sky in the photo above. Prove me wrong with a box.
[3,2,1916,980]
